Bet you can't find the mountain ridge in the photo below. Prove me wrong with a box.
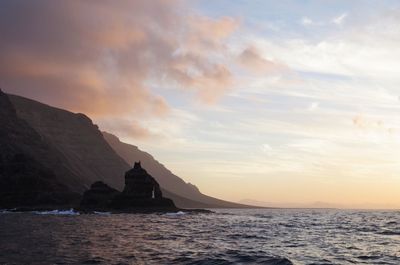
[6,92,253,208]
[8,94,128,191]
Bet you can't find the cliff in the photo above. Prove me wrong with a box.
[7,92,252,208]
[0,90,79,208]
[9,94,129,191]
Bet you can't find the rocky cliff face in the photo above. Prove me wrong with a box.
[8,93,205,207]
[0,90,79,208]
[9,94,129,191]
[7,92,251,209]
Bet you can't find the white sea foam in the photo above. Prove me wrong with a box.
[33,209,80,216]
[164,211,186,217]
[0,209,17,214]
[93,211,112,215]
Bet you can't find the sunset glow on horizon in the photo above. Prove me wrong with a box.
[1,0,400,209]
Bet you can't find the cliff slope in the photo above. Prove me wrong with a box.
[9,94,129,191]
[9,93,252,208]
[0,90,79,208]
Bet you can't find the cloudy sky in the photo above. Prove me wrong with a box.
[1,0,400,208]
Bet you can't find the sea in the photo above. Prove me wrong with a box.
[0,208,399,265]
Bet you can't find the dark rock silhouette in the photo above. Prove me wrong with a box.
[0,153,80,209]
[8,93,204,208]
[0,90,80,209]
[8,94,130,192]
[80,181,119,210]
[102,132,201,198]
[123,162,162,199]
[4,92,251,209]
[103,132,254,208]
[80,162,177,212]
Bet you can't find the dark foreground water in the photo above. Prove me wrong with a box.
[0,209,399,265]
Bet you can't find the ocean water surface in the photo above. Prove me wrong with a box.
[0,209,399,264]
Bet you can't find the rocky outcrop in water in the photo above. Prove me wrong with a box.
[80,162,177,212]
[122,162,163,199]
[102,132,201,197]
[103,132,253,208]
[79,181,119,211]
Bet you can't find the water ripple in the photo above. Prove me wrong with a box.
[0,209,399,264]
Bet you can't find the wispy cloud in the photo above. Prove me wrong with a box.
[1,0,400,207]
[301,16,313,26]
[307,102,319,111]
[332,13,348,25]
[0,0,240,125]
[238,46,287,74]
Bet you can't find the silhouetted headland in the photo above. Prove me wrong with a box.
[0,91,251,209]
[80,162,196,213]
[0,90,242,212]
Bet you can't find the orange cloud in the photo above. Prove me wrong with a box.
[100,119,160,139]
[0,0,239,127]
[352,115,397,135]
[184,16,239,52]
[167,55,233,103]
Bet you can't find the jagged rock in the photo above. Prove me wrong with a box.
[103,131,252,208]
[79,181,119,210]
[81,162,177,212]
[102,132,201,198]
[123,162,163,199]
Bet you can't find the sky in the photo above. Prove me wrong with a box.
[1,0,400,209]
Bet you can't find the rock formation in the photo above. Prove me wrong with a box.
[123,162,162,198]
[102,132,201,198]
[80,162,177,212]
[80,181,119,211]
[103,132,253,208]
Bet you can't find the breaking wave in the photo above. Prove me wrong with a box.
[93,211,112,215]
[32,208,80,215]
[164,211,186,217]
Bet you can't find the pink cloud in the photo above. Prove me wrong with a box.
[0,0,240,136]
[238,46,288,74]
